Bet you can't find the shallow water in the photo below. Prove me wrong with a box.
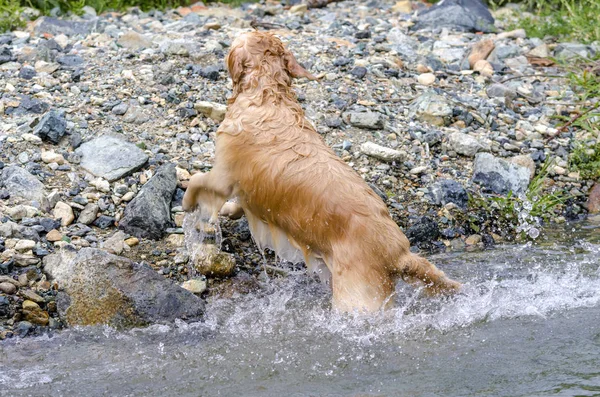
[1,221,600,397]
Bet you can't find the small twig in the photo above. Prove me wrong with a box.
[250,19,286,31]
[548,102,600,142]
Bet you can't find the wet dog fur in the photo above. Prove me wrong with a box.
[183,31,461,312]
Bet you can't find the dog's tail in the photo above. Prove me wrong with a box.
[395,253,461,296]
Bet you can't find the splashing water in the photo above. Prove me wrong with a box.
[2,223,600,396]
[182,208,222,276]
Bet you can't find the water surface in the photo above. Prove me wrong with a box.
[1,221,599,397]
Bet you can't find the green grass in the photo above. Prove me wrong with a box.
[465,157,570,238]
[0,0,26,32]
[570,141,600,180]
[501,0,600,43]
[1,0,252,32]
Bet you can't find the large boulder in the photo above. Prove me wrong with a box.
[412,0,495,33]
[75,135,149,182]
[1,166,47,208]
[119,163,177,240]
[472,153,530,195]
[43,248,204,328]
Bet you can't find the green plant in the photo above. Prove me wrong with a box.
[0,0,26,32]
[503,0,600,43]
[466,157,570,237]
[570,141,600,180]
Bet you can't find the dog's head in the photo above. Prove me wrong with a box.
[226,31,316,90]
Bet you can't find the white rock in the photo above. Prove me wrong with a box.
[417,73,436,85]
[41,151,65,164]
[360,142,405,162]
[53,202,75,226]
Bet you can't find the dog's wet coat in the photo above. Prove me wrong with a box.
[183,31,461,312]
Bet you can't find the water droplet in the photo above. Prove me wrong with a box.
[528,227,540,239]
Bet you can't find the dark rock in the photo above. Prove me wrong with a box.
[17,95,49,115]
[201,64,222,81]
[406,216,440,244]
[93,215,115,229]
[19,66,36,80]
[0,46,15,64]
[34,110,67,144]
[43,248,205,328]
[412,0,495,33]
[333,57,353,67]
[350,66,367,79]
[13,321,33,337]
[57,54,84,67]
[355,30,371,39]
[472,153,530,195]
[325,117,343,128]
[119,163,177,239]
[34,17,97,37]
[427,179,468,209]
[40,218,61,232]
[0,166,47,208]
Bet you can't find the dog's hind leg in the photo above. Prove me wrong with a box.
[220,201,245,220]
[398,254,461,296]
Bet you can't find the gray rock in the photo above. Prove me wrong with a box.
[406,216,440,245]
[43,248,205,328]
[75,135,148,182]
[119,163,177,240]
[427,179,468,209]
[117,31,152,50]
[472,152,530,195]
[386,28,419,59]
[159,40,193,56]
[486,83,516,99]
[349,112,384,130]
[123,106,150,124]
[77,203,99,225]
[111,102,129,115]
[490,45,521,60]
[1,166,47,208]
[554,43,595,59]
[57,55,84,68]
[412,0,495,33]
[410,92,453,127]
[446,132,488,157]
[34,17,97,37]
[34,110,67,144]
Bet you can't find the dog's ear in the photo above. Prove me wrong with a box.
[284,51,317,81]
[226,48,245,85]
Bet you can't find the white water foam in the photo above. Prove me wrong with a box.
[193,243,600,345]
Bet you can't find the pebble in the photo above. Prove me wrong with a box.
[53,202,75,226]
[417,73,436,85]
[0,282,17,294]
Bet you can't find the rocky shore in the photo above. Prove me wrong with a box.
[1,0,599,338]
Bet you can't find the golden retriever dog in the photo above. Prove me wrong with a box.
[183,31,461,312]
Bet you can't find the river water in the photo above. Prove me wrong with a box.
[1,219,599,397]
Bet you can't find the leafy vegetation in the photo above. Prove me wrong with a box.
[465,157,570,238]
[0,0,252,32]
[0,0,26,32]
[570,141,600,180]
[498,0,600,44]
